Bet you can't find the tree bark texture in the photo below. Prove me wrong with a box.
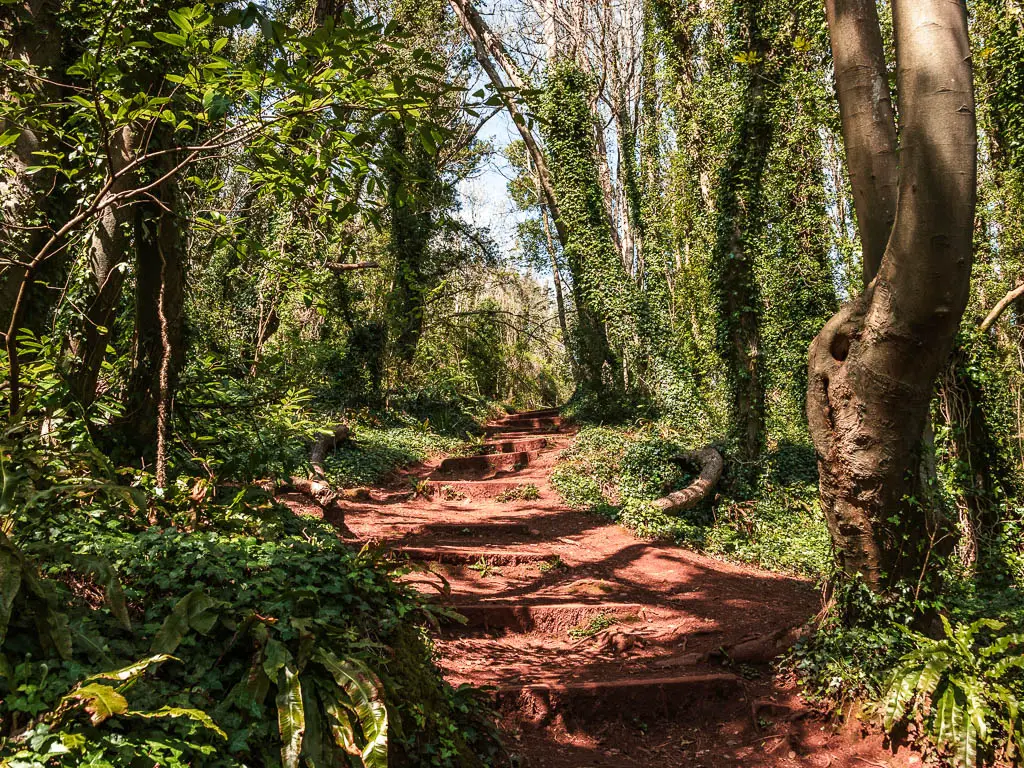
[72,126,138,404]
[125,176,185,449]
[808,0,976,586]
[824,0,899,286]
[651,447,724,514]
[0,0,71,336]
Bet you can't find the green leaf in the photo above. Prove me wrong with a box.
[0,129,19,147]
[151,589,225,654]
[322,695,360,757]
[168,9,192,33]
[130,706,228,739]
[63,683,129,725]
[883,664,924,731]
[263,638,293,680]
[85,654,176,685]
[277,666,306,768]
[0,539,23,642]
[315,650,388,768]
[154,31,187,47]
[933,685,962,747]
[301,679,328,768]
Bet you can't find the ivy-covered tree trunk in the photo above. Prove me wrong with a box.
[539,65,638,394]
[808,0,976,587]
[710,4,783,466]
[385,124,436,366]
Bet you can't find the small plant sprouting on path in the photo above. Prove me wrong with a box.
[538,555,565,573]
[468,557,501,578]
[410,478,432,498]
[496,484,541,503]
[440,485,467,501]
[568,612,619,640]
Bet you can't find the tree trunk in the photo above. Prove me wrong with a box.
[72,126,138,404]
[385,124,435,366]
[125,177,186,454]
[710,4,781,466]
[808,0,976,587]
[0,0,71,338]
[824,0,899,286]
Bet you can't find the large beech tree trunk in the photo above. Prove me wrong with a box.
[823,0,898,286]
[809,0,976,587]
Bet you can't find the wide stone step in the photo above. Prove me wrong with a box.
[446,601,643,634]
[494,673,742,724]
[433,450,537,477]
[391,545,554,566]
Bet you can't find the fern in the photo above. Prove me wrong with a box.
[881,617,1024,767]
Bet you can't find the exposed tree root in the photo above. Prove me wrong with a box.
[651,447,724,514]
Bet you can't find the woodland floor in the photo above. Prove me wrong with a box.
[287,411,927,767]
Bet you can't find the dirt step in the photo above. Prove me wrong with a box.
[446,601,644,634]
[391,545,555,566]
[498,407,560,421]
[479,437,548,454]
[424,479,543,499]
[494,673,743,725]
[485,418,562,435]
[410,522,537,538]
[433,450,538,477]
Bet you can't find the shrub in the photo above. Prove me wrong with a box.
[1,483,501,767]
[881,617,1024,767]
[551,424,831,577]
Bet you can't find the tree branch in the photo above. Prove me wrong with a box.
[980,281,1024,333]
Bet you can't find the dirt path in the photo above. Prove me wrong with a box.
[325,410,923,767]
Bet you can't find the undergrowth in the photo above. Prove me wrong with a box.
[551,424,831,578]
[791,538,1024,767]
[0,382,504,768]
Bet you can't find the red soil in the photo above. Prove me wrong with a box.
[295,410,924,768]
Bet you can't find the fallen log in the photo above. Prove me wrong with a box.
[651,447,724,515]
[311,423,350,478]
[258,423,358,536]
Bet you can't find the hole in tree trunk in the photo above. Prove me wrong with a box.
[830,333,850,362]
